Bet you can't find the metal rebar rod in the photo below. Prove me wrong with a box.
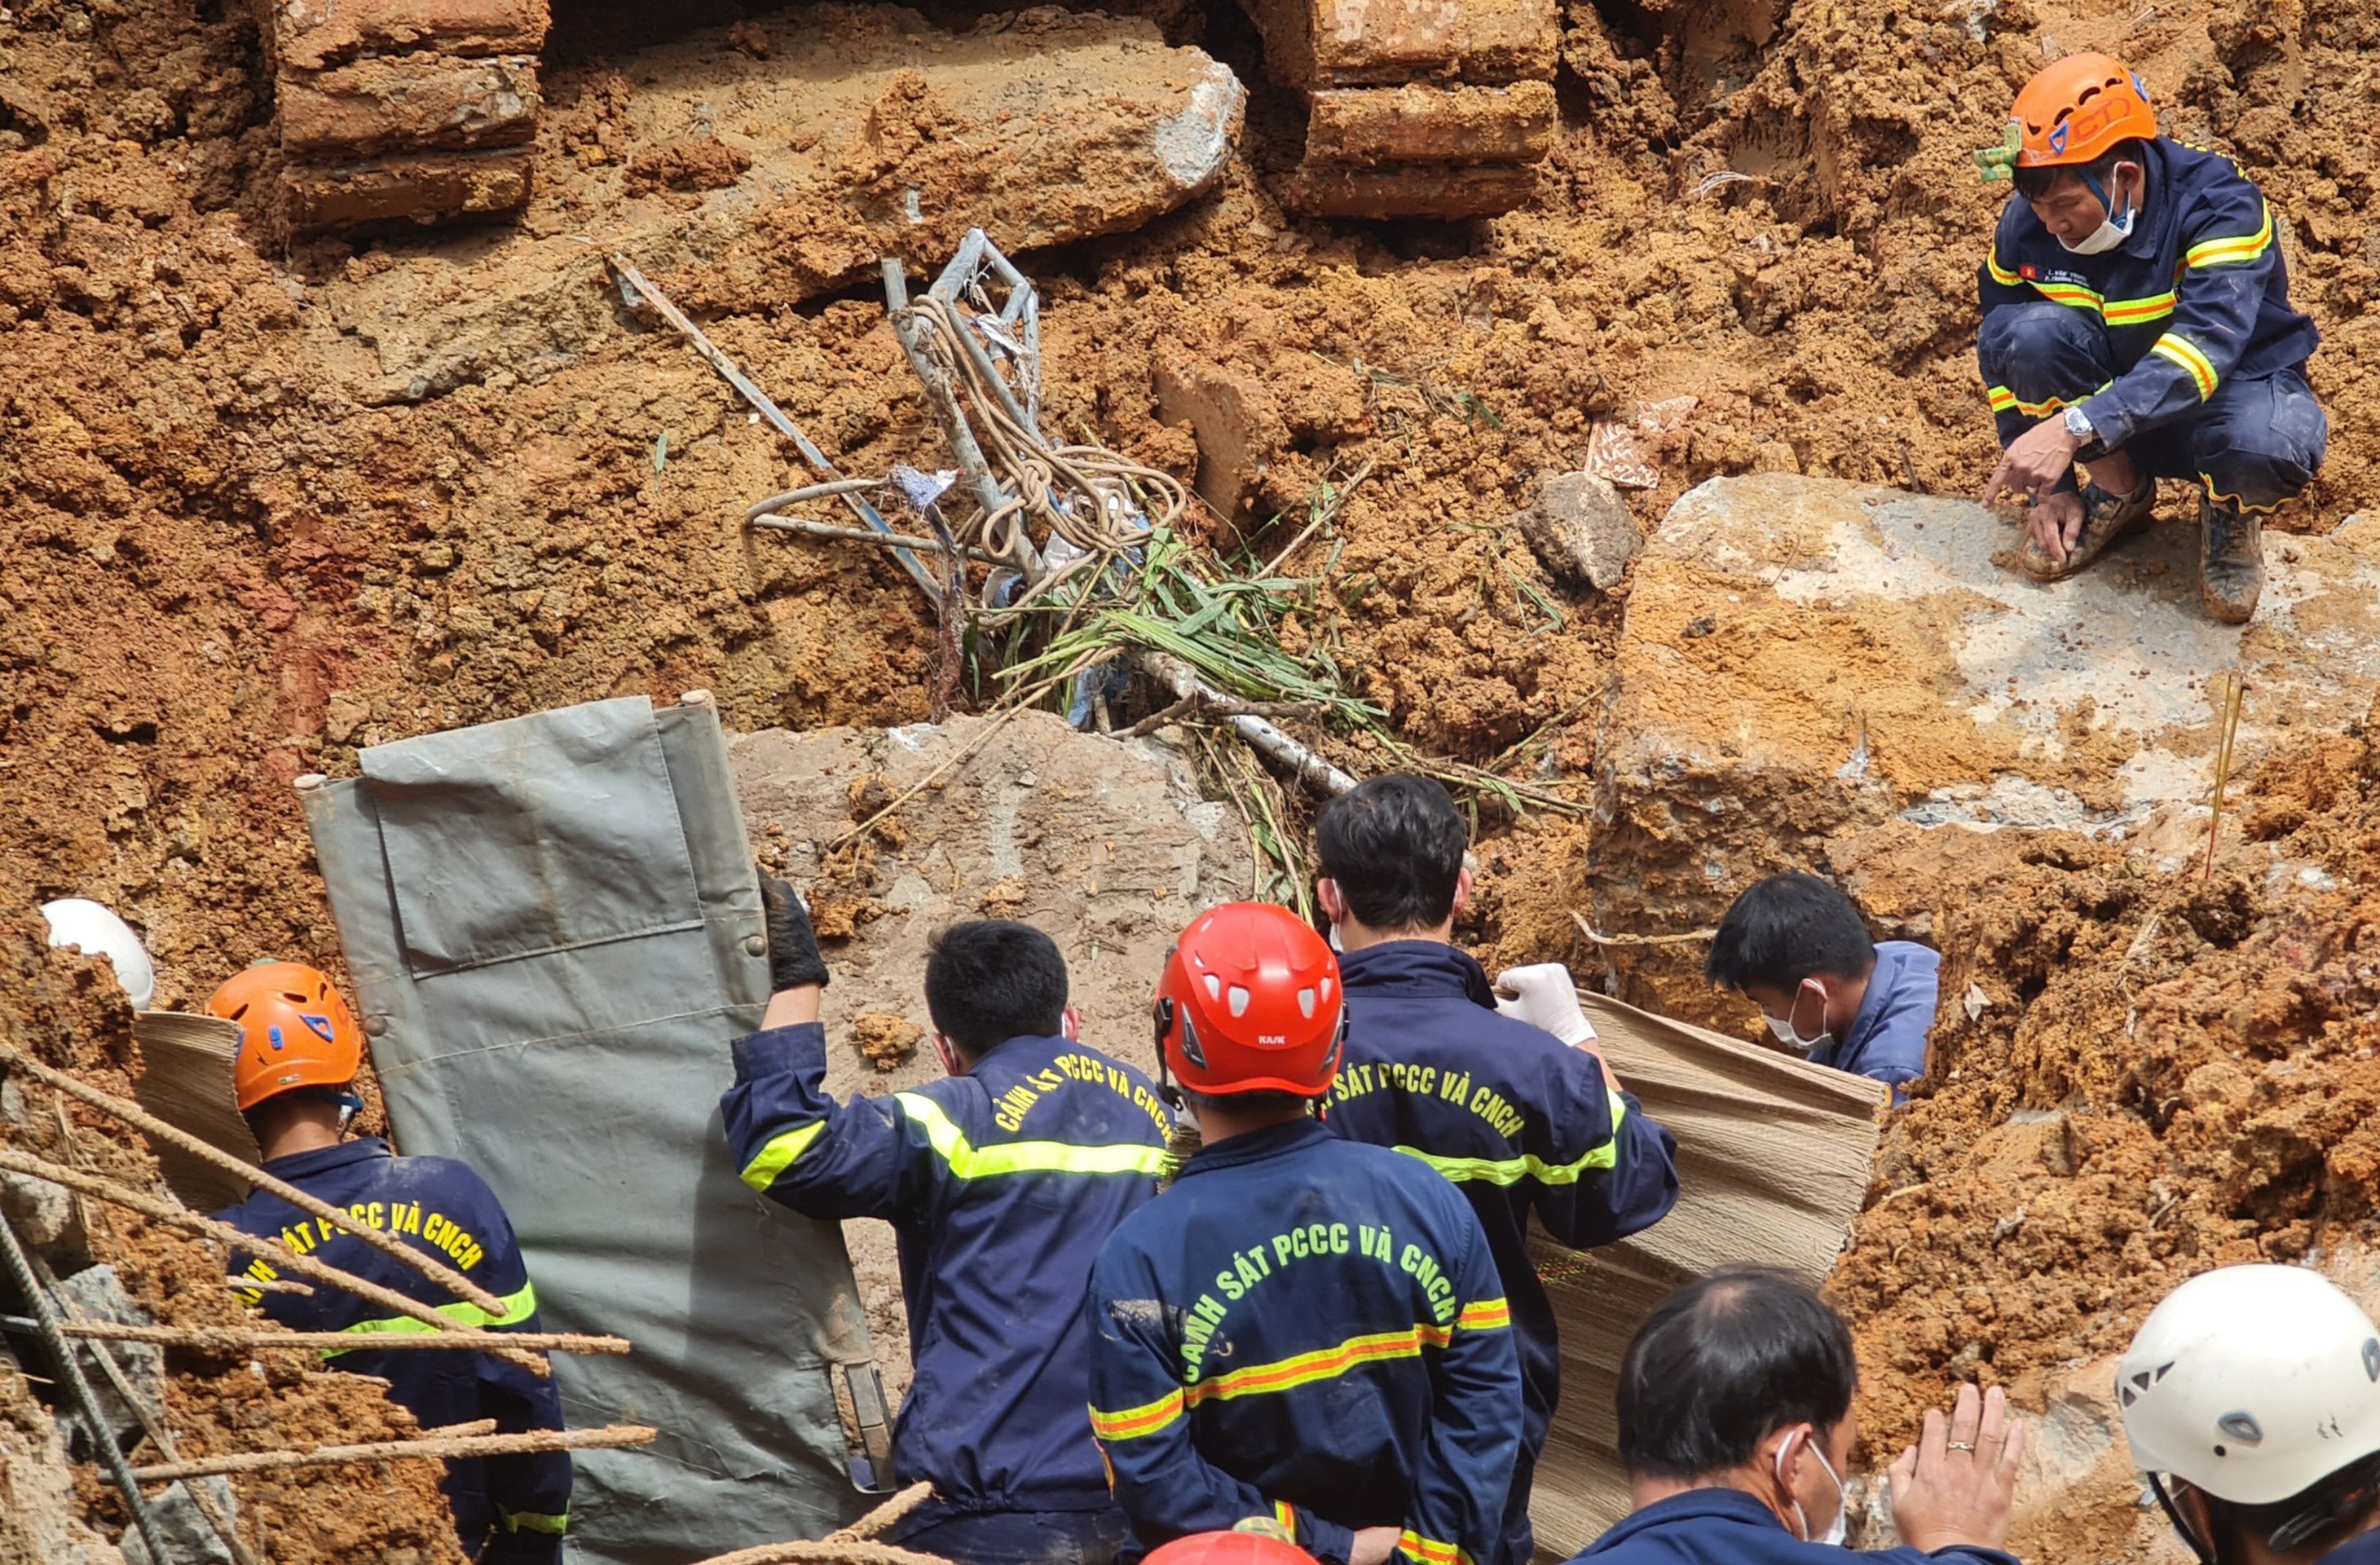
[0,1148,549,1378]
[0,1316,628,1356]
[0,1044,506,1318]
[882,257,1021,558]
[607,253,936,597]
[747,515,1006,565]
[126,1422,655,1483]
[0,1210,179,1564]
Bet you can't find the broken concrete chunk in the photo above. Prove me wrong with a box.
[1588,474,2380,1021]
[277,54,541,159]
[0,1170,74,1250]
[1153,346,1289,538]
[117,1479,240,1565]
[272,0,551,72]
[51,1263,163,1449]
[1521,471,1640,591]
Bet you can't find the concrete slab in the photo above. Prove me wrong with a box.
[1588,474,2380,1016]
[307,6,1244,402]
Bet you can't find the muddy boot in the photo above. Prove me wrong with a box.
[2199,494,2265,624]
[2016,477,2156,580]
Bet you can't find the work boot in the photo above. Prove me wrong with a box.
[2016,477,2156,581]
[2199,493,2265,624]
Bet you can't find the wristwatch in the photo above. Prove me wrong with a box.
[2062,406,2095,443]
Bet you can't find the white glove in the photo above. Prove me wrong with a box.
[1493,963,1598,1048]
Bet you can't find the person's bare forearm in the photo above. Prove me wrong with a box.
[763,986,822,1029]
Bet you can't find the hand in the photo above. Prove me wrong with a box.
[1889,1383,2026,1554]
[1350,1526,1402,1565]
[759,871,830,994]
[1493,964,1598,1047]
[2025,490,2085,566]
[1981,419,2082,509]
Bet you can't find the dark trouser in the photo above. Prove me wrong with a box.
[897,1509,1130,1565]
[1977,301,2327,513]
[1495,1435,1540,1565]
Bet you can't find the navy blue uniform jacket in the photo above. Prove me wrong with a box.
[1086,1118,1523,1565]
[1808,941,1940,1097]
[217,1140,569,1563]
[1324,944,1680,1453]
[1572,1489,2021,1565]
[1979,136,2317,451]
[723,1024,1170,1531]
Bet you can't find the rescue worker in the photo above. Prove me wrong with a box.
[1574,1271,2025,1565]
[1310,774,1680,1565]
[1705,874,1939,1101]
[1086,902,1523,1565]
[209,963,569,1563]
[2116,1265,2380,1565]
[1976,53,2325,624]
[721,887,1170,1565]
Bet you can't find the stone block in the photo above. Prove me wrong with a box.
[1302,82,1556,166]
[1588,474,2380,1021]
[277,54,540,159]
[1244,0,1558,87]
[1280,161,1540,219]
[1520,470,1640,591]
[284,146,534,230]
[272,0,550,71]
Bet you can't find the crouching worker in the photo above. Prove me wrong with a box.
[723,884,1170,1565]
[2117,1265,2380,1565]
[209,963,568,1563]
[1576,1271,2025,1565]
[1088,903,1523,1565]
[1707,875,1940,1102]
[1977,55,2325,623]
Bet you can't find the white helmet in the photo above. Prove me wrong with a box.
[39,898,156,1012]
[2118,1264,2380,1506]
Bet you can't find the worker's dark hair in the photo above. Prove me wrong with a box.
[1618,1270,1858,1479]
[240,1085,353,1139]
[1704,874,1876,994]
[1315,774,1469,932]
[2014,139,2149,202]
[923,921,1069,1060]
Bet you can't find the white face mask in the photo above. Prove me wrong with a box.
[1777,1432,1849,1546]
[2056,174,2138,255]
[1763,982,1833,1053]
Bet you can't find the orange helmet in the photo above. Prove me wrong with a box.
[206,962,364,1111]
[2012,54,2157,167]
[1146,1531,1316,1565]
[1155,903,1345,1098]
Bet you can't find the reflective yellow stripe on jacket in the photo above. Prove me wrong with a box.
[739,1119,826,1192]
[894,1093,1172,1180]
[1990,249,2175,326]
[1088,1387,1186,1441]
[1395,1093,1627,1188]
[2150,333,2219,399]
[325,1281,539,1356]
[1397,1532,1470,1565]
[2186,201,2273,268]
[499,1507,569,1536]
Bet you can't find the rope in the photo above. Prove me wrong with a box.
[904,294,1185,566]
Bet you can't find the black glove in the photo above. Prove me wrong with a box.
[760,872,830,993]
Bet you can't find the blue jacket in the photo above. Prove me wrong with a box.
[1979,136,2318,452]
[2320,1526,2380,1565]
[1087,1118,1523,1565]
[1808,941,1940,1096]
[722,1025,1170,1529]
[216,1140,569,1563]
[1322,942,1679,1457]
[1573,1488,2021,1565]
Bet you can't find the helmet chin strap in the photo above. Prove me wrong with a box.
[2150,1476,2219,1565]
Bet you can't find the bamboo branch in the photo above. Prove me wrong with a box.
[0,1148,549,1378]
[126,1423,653,1483]
[0,1043,508,1317]
[691,1541,950,1565]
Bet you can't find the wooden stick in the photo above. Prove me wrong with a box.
[0,1148,549,1378]
[0,1043,509,1317]
[2202,671,2246,886]
[127,1422,654,1483]
[1571,911,1718,947]
[11,1319,627,1356]
[691,1541,950,1565]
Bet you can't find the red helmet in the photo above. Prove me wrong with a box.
[1156,903,1344,1097]
[1146,1532,1315,1565]
[206,962,364,1111]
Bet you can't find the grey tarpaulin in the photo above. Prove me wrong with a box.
[1528,992,1888,1555]
[299,694,878,1564]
